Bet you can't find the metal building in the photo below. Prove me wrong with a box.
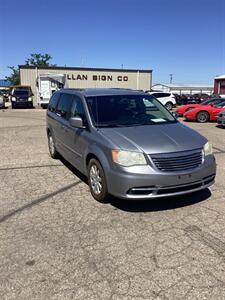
[19,65,152,105]
[151,83,214,95]
[214,75,225,96]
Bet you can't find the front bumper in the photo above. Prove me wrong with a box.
[183,114,195,121]
[12,101,33,107]
[106,155,216,199]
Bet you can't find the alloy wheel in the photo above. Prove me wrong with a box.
[89,164,102,195]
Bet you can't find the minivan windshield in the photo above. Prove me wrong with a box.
[86,95,177,127]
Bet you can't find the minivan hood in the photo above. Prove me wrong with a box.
[99,123,207,154]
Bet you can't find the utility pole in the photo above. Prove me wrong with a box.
[169,74,173,84]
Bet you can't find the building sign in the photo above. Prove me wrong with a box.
[67,74,128,82]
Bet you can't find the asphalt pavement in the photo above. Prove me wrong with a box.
[0,108,225,299]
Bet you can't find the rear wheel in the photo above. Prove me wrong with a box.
[197,111,209,123]
[165,102,173,110]
[88,158,109,203]
[48,132,58,159]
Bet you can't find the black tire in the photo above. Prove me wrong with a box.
[197,111,209,123]
[165,102,173,110]
[87,158,109,203]
[48,131,58,159]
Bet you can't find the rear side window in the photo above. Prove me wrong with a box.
[151,93,160,97]
[164,93,171,97]
[48,92,60,112]
[153,93,171,98]
[56,93,74,120]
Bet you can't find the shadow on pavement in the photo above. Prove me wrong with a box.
[110,188,211,212]
[0,181,81,224]
[59,156,88,184]
[216,125,225,130]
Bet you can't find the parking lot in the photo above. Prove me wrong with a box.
[1,108,225,299]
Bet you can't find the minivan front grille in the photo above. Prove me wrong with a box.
[150,149,203,172]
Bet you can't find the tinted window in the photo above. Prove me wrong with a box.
[86,95,176,127]
[215,101,225,108]
[13,90,29,96]
[56,93,74,120]
[152,93,160,97]
[48,92,60,112]
[152,93,170,98]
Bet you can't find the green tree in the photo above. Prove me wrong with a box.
[5,53,56,85]
[25,53,56,66]
[5,66,20,85]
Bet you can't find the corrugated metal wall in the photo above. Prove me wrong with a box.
[20,67,152,105]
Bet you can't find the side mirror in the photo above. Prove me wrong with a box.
[69,116,85,129]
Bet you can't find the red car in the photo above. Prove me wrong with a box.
[176,98,222,116]
[183,101,225,123]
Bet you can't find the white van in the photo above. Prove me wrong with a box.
[38,74,65,108]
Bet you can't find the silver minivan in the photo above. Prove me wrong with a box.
[46,88,216,202]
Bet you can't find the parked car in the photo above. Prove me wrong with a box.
[46,88,216,202]
[174,94,188,105]
[147,92,176,110]
[183,101,225,123]
[0,92,5,108]
[217,110,225,127]
[176,98,224,116]
[191,93,210,103]
[10,87,33,108]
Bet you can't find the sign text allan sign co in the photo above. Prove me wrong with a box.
[67,74,128,82]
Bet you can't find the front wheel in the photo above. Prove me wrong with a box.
[88,158,109,203]
[197,111,209,123]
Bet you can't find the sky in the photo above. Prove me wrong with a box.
[0,0,225,84]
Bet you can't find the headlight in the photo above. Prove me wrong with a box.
[28,97,32,101]
[12,96,16,101]
[112,150,147,167]
[203,142,213,156]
